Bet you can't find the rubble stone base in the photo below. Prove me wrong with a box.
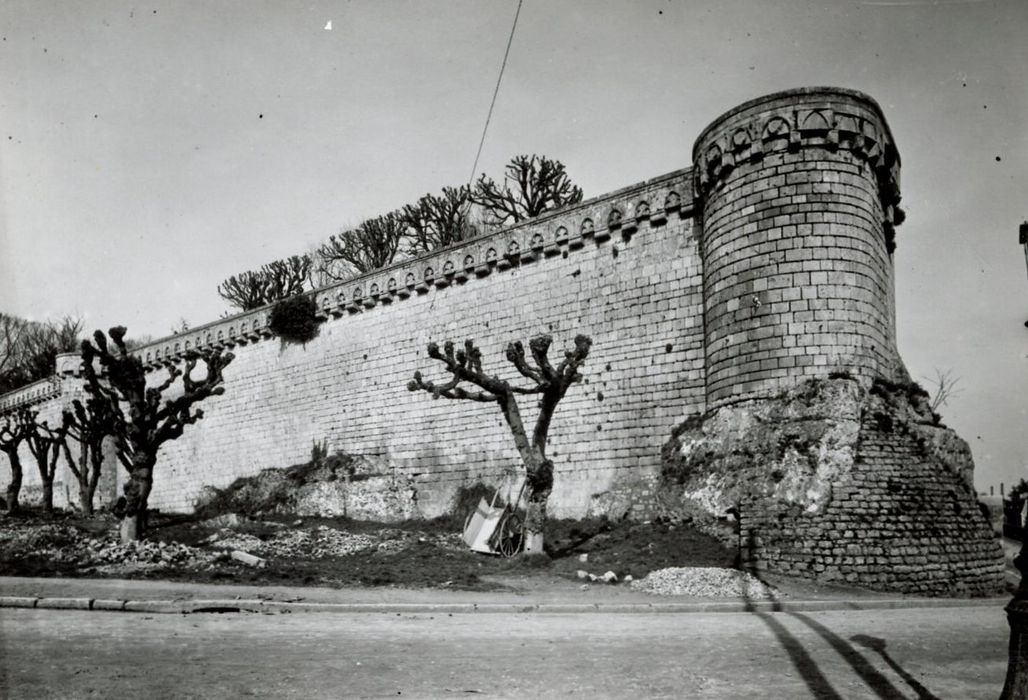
[661,377,1005,596]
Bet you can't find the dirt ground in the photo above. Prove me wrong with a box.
[0,507,738,592]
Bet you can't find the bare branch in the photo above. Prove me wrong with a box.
[402,186,476,255]
[218,255,312,311]
[0,314,83,394]
[471,155,583,225]
[925,368,963,413]
[317,212,406,281]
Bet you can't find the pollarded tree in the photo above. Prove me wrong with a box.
[316,212,406,281]
[81,327,233,542]
[402,186,476,255]
[408,334,592,554]
[61,393,116,516]
[216,270,267,311]
[22,412,66,514]
[471,155,584,226]
[218,255,312,312]
[0,408,32,513]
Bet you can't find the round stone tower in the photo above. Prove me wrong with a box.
[693,87,904,408]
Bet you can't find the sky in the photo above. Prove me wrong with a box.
[1,0,1026,492]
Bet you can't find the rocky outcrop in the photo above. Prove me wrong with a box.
[660,377,1005,596]
[194,452,418,522]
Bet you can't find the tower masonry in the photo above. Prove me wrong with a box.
[694,88,904,407]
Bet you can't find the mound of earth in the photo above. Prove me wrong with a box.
[0,507,739,592]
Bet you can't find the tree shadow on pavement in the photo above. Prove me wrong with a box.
[740,532,940,699]
[850,634,942,700]
[749,605,845,699]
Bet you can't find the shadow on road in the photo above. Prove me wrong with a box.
[740,532,939,699]
[851,634,941,700]
[749,607,845,699]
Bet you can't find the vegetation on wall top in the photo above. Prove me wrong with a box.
[216,154,582,312]
[268,294,321,345]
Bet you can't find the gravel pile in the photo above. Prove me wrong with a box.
[0,523,83,555]
[0,522,218,571]
[208,525,463,559]
[210,526,378,559]
[630,567,776,598]
[82,538,217,569]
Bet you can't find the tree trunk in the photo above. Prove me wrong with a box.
[522,458,553,556]
[494,394,555,556]
[119,456,154,542]
[523,498,547,554]
[4,453,22,514]
[41,482,53,514]
[80,442,102,517]
[78,481,94,517]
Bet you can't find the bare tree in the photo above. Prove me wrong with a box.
[0,315,83,395]
[316,212,407,281]
[0,313,28,383]
[217,255,312,311]
[471,155,583,226]
[402,186,476,255]
[0,408,32,513]
[408,334,592,554]
[19,316,83,382]
[925,368,962,413]
[216,271,267,311]
[61,394,116,516]
[23,412,66,514]
[81,327,233,541]
[266,255,313,295]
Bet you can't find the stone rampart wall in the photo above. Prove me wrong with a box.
[2,88,925,531]
[128,168,704,516]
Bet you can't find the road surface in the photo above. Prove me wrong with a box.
[0,605,1008,698]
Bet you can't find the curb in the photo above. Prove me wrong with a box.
[0,595,1008,615]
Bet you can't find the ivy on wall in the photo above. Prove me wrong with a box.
[268,295,321,345]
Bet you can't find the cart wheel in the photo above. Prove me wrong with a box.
[496,512,523,558]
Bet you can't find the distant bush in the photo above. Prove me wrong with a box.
[268,294,320,345]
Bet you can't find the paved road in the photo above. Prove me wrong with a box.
[0,606,1008,699]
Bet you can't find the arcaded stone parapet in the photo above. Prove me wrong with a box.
[126,168,695,371]
[0,376,62,414]
[694,88,903,408]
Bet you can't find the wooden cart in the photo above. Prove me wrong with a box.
[462,478,526,558]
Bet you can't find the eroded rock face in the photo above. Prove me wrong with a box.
[660,377,1005,596]
[662,379,863,519]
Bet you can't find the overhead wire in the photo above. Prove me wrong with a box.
[465,0,524,195]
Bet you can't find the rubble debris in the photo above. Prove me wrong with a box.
[631,567,776,598]
[230,550,267,568]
